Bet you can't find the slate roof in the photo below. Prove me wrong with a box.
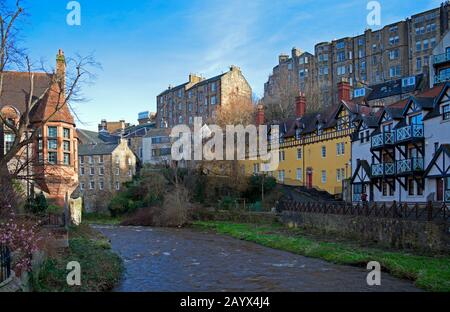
[77,129,120,144]
[0,71,75,125]
[366,74,423,101]
[77,129,105,144]
[78,142,118,156]
[123,123,156,138]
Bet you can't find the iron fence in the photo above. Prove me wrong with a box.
[0,244,11,284]
[42,213,66,228]
[278,200,449,222]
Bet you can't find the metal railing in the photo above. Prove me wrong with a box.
[278,200,449,222]
[434,52,450,65]
[396,124,424,143]
[396,157,424,174]
[371,162,395,176]
[435,71,450,84]
[0,244,11,284]
[371,131,395,149]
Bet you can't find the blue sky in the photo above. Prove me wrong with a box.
[17,0,442,130]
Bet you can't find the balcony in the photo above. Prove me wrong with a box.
[434,71,450,84]
[371,162,396,177]
[371,131,395,150]
[433,52,450,66]
[395,124,424,144]
[396,158,424,176]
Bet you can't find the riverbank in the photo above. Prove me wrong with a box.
[193,221,450,292]
[33,224,123,292]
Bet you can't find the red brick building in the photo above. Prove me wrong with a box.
[0,50,79,206]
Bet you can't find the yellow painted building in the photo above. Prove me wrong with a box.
[243,102,355,196]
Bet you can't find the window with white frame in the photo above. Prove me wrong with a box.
[297,148,302,160]
[278,170,285,182]
[253,163,259,174]
[321,170,327,184]
[443,104,450,120]
[321,146,326,158]
[116,168,120,175]
[296,169,302,181]
[89,181,95,190]
[3,134,15,154]
[116,182,120,190]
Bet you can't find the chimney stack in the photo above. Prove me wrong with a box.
[338,78,351,102]
[295,92,306,118]
[56,49,66,94]
[256,103,265,126]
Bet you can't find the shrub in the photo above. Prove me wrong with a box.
[25,192,49,215]
[108,194,132,217]
[160,186,191,227]
[0,213,43,275]
[108,170,167,216]
[120,207,163,226]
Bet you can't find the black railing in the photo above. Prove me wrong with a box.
[42,213,66,228]
[0,244,11,284]
[278,200,449,222]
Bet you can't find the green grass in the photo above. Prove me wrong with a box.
[34,224,123,292]
[193,221,450,292]
[83,212,123,225]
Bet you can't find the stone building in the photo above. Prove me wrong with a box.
[156,65,252,128]
[142,128,172,165]
[98,119,130,134]
[0,49,78,206]
[263,2,450,111]
[77,139,137,212]
[264,48,317,112]
[430,30,450,87]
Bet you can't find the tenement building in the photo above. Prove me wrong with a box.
[0,49,79,206]
[156,66,252,128]
[77,138,137,212]
[263,2,450,111]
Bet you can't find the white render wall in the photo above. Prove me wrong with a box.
[351,105,450,203]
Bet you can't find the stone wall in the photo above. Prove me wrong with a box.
[281,211,450,253]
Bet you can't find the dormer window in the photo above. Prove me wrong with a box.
[317,124,323,135]
[295,129,302,140]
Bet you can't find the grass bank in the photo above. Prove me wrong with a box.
[83,213,123,225]
[34,224,123,292]
[193,221,450,292]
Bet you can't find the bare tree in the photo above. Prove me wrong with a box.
[0,1,98,209]
[262,69,325,121]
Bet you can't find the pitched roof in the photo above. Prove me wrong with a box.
[0,70,75,126]
[78,142,118,156]
[366,74,423,101]
[77,129,106,144]
[0,72,53,112]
